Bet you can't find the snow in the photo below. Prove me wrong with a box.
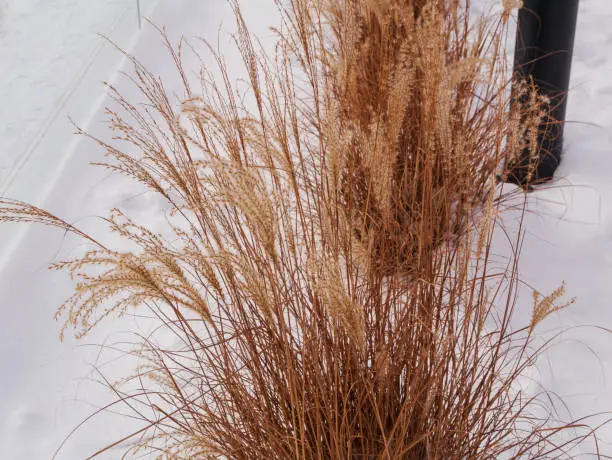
[0,0,159,273]
[501,0,612,453]
[0,0,143,192]
[1,0,612,458]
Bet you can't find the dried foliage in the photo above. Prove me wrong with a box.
[0,0,598,458]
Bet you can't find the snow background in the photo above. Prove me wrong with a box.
[1,0,612,458]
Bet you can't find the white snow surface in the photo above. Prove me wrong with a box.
[0,0,142,192]
[2,0,612,458]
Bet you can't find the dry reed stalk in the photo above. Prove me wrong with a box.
[0,0,600,458]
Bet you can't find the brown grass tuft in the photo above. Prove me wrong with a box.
[0,0,600,458]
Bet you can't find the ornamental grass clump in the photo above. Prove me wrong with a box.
[0,0,597,458]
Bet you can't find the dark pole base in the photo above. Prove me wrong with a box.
[505,0,579,189]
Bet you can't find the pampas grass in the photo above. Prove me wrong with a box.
[0,0,600,458]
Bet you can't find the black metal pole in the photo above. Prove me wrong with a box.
[506,0,579,188]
